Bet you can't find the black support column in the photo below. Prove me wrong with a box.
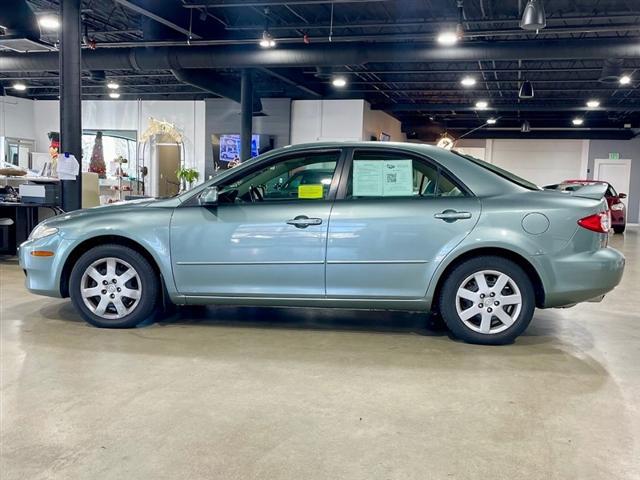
[240,69,253,162]
[59,0,82,211]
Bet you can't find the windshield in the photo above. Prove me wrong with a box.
[453,151,540,191]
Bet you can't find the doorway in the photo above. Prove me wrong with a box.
[157,143,181,197]
[593,158,632,210]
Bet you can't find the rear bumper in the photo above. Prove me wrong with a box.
[534,246,625,308]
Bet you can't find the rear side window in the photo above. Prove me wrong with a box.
[345,150,466,199]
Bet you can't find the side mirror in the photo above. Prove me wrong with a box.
[199,186,218,206]
[618,192,627,199]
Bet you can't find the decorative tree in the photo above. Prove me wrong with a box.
[88,131,107,178]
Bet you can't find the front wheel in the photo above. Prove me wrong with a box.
[69,244,160,328]
[438,256,535,345]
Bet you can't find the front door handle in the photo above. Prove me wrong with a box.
[434,210,472,222]
[286,215,323,228]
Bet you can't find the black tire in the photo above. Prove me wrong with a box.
[438,256,535,345]
[613,225,626,234]
[69,244,160,328]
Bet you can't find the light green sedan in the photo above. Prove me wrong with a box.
[19,142,625,345]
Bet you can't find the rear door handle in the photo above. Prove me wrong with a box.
[286,215,323,228]
[434,210,472,222]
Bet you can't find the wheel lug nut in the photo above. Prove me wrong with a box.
[494,301,499,306]
[103,280,108,285]
[110,294,115,299]
[117,287,121,292]
[112,279,117,283]
[490,292,495,297]
[480,294,485,299]
[478,303,483,308]
[487,307,493,313]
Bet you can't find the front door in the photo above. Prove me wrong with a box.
[326,149,480,299]
[170,149,343,297]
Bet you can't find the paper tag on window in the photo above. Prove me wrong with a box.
[298,184,324,199]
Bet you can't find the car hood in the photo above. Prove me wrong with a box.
[41,197,176,227]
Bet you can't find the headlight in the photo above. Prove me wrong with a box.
[610,203,624,211]
[29,225,59,241]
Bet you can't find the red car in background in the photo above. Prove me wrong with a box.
[545,180,627,233]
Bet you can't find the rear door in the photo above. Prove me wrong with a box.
[326,148,480,299]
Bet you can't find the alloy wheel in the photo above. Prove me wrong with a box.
[80,257,142,320]
[455,269,522,334]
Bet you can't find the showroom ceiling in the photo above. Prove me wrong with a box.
[1,0,640,140]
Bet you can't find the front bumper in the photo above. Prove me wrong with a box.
[18,234,74,298]
[534,246,625,308]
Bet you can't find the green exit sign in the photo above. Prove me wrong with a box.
[609,152,620,160]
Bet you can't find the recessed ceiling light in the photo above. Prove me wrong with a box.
[486,118,497,125]
[475,100,488,109]
[572,117,584,126]
[460,76,476,87]
[619,75,631,85]
[107,82,119,90]
[586,100,600,108]
[332,76,347,88]
[12,82,27,91]
[259,30,276,48]
[437,31,458,46]
[38,16,60,30]
[109,92,121,99]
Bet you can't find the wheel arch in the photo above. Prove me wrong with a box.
[430,247,546,311]
[60,235,163,298]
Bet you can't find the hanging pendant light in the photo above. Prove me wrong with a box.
[520,0,546,31]
[519,80,534,99]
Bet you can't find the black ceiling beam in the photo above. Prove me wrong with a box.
[375,103,640,112]
[183,0,390,7]
[221,13,640,31]
[458,130,636,140]
[2,38,640,72]
[113,0,203,40]
[326,67,607,75]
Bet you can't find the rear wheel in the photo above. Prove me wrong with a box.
[69,245,160,328]
[438,256,535,345]
[613,225,625,234]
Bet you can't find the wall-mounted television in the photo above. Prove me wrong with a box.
[211,134,274,171]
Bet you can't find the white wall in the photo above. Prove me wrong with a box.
[484,139,588,186]
[1,96,37,163]
[31,99,206,194]
[362,102,405,142]
[291,99,365,144]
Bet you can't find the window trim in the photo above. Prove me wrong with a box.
[336,147,473,200]
[181,147,348,207]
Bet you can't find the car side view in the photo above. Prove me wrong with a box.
[19,142,625,345]
[545,180,627,233]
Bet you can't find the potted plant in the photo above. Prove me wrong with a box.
[176,166,200,191]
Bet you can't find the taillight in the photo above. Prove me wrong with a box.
[578,211,611,233]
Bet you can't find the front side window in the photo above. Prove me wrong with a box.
[218,151,340,203]
[346,151,465,199]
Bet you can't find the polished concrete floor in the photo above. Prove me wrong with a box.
[1,228,639,480]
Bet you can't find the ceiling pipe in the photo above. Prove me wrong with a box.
[2,38,640,72]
